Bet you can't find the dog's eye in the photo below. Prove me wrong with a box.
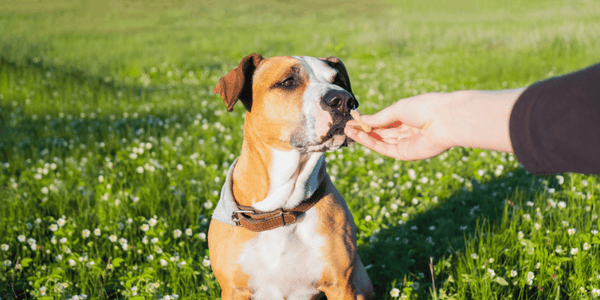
[280,77,296,88]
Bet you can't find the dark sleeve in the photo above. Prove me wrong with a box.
[509,62,600,176]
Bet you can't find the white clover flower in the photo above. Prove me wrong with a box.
[487,268,495,278]
[517,231,524,239]
[571,248,579,255]
[536,262,541,269]
[51,236,57,244]
[197,233,206,241]
[140,224,149,232]
[119,238,127,245]
[411,198,419,205]
[592,288,600,297]
[411,282,419,290]
[1,244,8,251]
[202,257,211,267]
[556,245,563,254]
[160,259,168,266]
[151,237,159,244]
[64,247,71,254]
[69,259,76,266]
[526,271,535,281]
[41,187,49,194]
[148,218,157,227]
[109,235,117,242]
[173,229,182,238]
[471,253,478,259]
[82,229,90,238]
[136,166,144,174]
[203,201,213,209]
[510,270,517,277]
[407,169,416,180]
[568,228,576,236]
[3,260,11,267]
[18,235,26,242]
[390,288,400,297]
[556,175,564,185]
[365,215,372,222]
[94,228,101,236]
[49,224,58,232]
[147,255,154,262]
[557,201,566,209]
[155,246,163,254]
[523,214,530,221]
[584,242,590,251]
[534,223,541,230]
[59,237,67,244]
[526,201,534,207]
[185,228,193,236]
[592,230,599,235]
[55,254,63,261]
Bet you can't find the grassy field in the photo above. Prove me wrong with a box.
[1,0,600,299]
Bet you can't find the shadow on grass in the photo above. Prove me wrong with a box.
[357,167,549,297]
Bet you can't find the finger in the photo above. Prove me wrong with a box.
[358,100,407,128]
[351,130,402,159]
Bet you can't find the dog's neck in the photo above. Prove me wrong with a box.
[232,124,325,211]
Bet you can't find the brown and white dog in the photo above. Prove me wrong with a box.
[208,54,372,300]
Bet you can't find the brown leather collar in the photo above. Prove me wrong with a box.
[231,180,327,232]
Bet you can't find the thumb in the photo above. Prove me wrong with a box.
[359,101,404,128]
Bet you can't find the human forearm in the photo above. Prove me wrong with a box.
[445,88,525,153]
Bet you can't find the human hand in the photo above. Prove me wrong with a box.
[344,92,454,161]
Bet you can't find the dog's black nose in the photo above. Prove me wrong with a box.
[322,90,358,114]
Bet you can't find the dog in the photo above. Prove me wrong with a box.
[208,54,372,300]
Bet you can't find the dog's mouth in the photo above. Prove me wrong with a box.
[323,125,346,141]
[296,120,354,153]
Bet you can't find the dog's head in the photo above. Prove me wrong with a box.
[214,54,358,153]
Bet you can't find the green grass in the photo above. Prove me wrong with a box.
[1,0,600,299]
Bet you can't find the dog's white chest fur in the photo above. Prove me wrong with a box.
[238,208,325,299]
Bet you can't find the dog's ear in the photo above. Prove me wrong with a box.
[214,53,263,112]
[321,56,354,96]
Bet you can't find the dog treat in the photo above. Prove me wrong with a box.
[350,109,372,133]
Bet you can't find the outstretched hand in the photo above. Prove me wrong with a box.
[344,93,454,161]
